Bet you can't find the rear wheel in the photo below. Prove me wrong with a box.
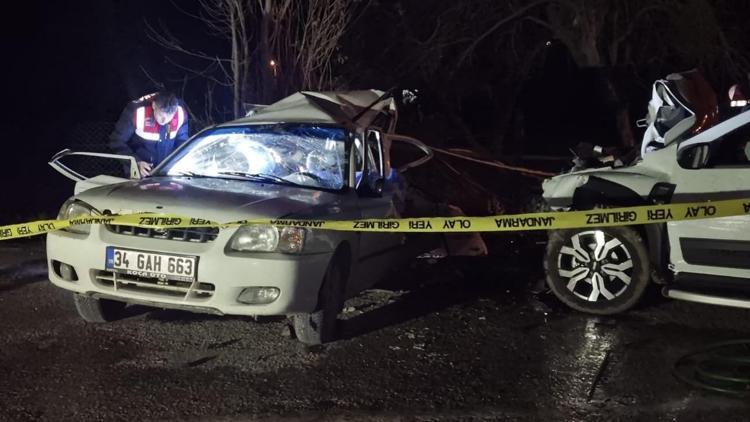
[292,256,347,345]
[73,294,126,323]
[544,227,650,314]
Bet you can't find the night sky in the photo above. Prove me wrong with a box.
[2,1,210,220]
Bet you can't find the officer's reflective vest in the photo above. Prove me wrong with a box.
[132,94,186,142]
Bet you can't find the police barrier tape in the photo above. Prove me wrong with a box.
[2,198,750,241]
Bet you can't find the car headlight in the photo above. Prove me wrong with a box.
[278,227,306,253]
[57,200,94,235]
[229,225,306,253]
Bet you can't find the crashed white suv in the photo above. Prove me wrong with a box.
[47,90,436,344]
[543,72,750,314]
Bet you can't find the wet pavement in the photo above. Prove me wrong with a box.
[1,237,750,421]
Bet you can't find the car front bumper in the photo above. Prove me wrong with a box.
[46,225,332,316]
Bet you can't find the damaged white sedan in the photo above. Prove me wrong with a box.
[47,90,447,344]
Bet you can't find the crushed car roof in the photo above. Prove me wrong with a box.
[226,90,396,129]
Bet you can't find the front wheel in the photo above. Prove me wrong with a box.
[292,256,347,345]
[73,294,127,323]
[544,227,650,315]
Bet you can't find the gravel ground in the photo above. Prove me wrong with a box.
[1,236,750,421]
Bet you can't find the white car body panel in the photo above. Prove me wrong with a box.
[74,175,131,195]
[667,216,750,279]
[667,141,750,279]
[542,146,674,210]
[47,226,332,315]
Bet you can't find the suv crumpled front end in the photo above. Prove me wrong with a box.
[542,147,675,211]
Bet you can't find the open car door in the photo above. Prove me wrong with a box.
[49,149,141,194]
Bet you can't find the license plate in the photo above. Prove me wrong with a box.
[105,247,198,282]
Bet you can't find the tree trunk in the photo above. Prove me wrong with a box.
[258,0,274,103]
[605,74,635,148]
[615,107,635,148]
[592,68,635,148]
[230,6,241,118]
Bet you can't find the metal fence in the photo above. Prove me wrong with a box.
[63,121,130,178]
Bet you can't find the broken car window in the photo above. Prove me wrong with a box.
[160,124,348,190]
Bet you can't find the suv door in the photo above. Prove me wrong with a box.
[668,111,750,281]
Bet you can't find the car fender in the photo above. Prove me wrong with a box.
[543,153,672,210]
[543,163,675,281]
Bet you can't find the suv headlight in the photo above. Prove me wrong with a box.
[57,200,94,235]
[229,225,306,253]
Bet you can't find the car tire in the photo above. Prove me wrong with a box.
[73,294,126,323]
[292,255,347,345]
[544,226,650,315]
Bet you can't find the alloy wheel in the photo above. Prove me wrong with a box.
[557,230,634,302]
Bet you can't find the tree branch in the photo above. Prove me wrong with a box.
[456,0,556,69]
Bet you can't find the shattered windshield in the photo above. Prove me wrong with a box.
[160,124,349,190]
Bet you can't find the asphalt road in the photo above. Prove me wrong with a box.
[1,236,750,421]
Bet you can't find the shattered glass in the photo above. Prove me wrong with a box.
[161,124,348,190]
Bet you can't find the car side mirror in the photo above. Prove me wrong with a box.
[677,142,711,169]
[356,129,385,197]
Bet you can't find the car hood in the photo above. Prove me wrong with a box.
[542,147,675,208]
[543,164,667,196]
[74,177,345,221]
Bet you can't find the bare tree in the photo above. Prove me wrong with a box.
[146,0,253,120]
[267,0,353,93]
[452,0,675,148]
[248,0,355,102]
[146,0,355,123]
[381,1,549,155]
[663,0,750,84]
[458,0,750,148]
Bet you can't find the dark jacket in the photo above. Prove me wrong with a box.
[108,96,189,165]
